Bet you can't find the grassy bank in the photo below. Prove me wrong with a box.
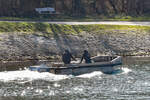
[0,22,150,35]
[0,22,150,36]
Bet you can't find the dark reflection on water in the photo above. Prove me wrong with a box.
[0,57,150,100]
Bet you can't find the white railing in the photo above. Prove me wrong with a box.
[35,7,55,14]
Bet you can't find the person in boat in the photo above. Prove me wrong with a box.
[62,50,76,64]
[80,50,92,63]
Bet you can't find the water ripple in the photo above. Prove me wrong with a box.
[0,61,150,99]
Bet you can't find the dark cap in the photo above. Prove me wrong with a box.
[84,50,88,53]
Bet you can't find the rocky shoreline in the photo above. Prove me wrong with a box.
[0,29,150,62]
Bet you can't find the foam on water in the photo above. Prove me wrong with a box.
[0,67,128,82]
[0,70,69,82]
[122,68,132,74]
[0,70,104,82]
[77,71,103,78]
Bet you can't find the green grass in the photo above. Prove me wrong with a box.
[0,22,150,36]
[72,24,150,33]
[0,22,52,33]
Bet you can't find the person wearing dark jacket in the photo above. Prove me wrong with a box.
[62,50,76,64]
[80,50,92,63]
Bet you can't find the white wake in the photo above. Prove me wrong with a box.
[0,67,130,82]
[0,70,68,82]
[0,69,104,82]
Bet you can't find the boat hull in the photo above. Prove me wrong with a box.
[29,56,122,75]
[51,63,121,75]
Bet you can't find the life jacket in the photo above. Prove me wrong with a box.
[62,53,72,64]
[83,53,91,63]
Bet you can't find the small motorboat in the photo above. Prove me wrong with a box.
[29,56,122,75]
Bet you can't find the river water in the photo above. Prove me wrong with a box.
[0,57,150,100]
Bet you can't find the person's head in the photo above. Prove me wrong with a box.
[84,50,88,54]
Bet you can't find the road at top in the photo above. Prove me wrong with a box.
[47,21,150,26]
[0,20,150,26]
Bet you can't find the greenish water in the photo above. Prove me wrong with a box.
[0,57,150,100]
